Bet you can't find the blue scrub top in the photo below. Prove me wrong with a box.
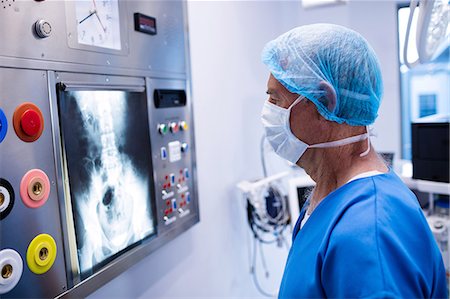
[279,169,447,298]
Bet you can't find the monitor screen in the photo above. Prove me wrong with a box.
[58,89,156,277]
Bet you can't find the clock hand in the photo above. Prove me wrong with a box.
[94,11,107,33]
[92,0,106,33]
[79,10,96,24]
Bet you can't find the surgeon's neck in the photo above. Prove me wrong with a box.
[300,145,388,213]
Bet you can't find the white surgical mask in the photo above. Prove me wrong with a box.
[261,96,371,164]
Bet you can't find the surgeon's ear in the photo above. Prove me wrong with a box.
[318,81,337,112]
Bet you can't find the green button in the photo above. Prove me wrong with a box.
[159,124,168,135]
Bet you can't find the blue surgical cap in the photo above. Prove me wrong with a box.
[262,23,383,126]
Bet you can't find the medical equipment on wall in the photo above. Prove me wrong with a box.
[0,1,199,298]
[237,172,291,297]
[236,135,292,297]
[403,0,449,68]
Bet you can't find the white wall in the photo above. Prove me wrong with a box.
[89,2,301,298]
[89,1,402,298]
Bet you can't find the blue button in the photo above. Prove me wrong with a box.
[161,147,167,160]
[0,109,7,143]
[184,168,189,179]
[172,199,177,209]
[170,173,175,184]
[186,192,191,203]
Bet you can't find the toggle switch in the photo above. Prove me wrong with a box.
[0,249,23,294]
[160,147,167,160]
[172,198,177,210]
[13,103,44,142]
[186,192,191,203]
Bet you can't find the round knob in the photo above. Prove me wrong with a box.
[158,123,168,135]
[181,142,189,153]
[20,109,41,137]
[179,121,188,131]
[34,20,52,38]
[170,122,179,133]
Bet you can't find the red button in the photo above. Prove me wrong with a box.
[20,109,41,136]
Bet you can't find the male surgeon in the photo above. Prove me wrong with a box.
[261,24,447,298]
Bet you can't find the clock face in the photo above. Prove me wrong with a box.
[75,0,121,50]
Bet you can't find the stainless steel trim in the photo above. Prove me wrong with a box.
[48,71,81,287]
[0,56,187,81]
[182,1,201,224]
[60,84,145,92]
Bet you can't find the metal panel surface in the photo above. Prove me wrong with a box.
[0,1,186,76]
[0,67,68,298]
[0,0,199,297]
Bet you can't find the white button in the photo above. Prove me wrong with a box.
[0,186,11,213]
[168,141,181,162]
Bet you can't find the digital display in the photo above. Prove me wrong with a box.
[154,89,186,108]
[134,13,157,35]
[58,88,156,277]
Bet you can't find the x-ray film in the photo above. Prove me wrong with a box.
[58,89,156,277]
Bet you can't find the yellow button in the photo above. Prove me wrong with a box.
[27,234,57,274]
[180,121,188,131]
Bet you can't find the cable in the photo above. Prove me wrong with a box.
[258,240,270,278]
[251,238,277,297]
[244,134,294,297]
[261,134,268,177]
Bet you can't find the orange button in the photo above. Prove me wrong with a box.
[20,109,41,136]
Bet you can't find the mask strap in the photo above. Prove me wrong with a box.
[309,126,372,157]
[288,95,304,110]
[359,126,371,157]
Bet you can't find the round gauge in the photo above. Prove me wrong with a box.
[75,0,121,50]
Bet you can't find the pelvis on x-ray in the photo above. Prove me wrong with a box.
[60,90,155,274]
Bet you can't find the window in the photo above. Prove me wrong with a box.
[397,5,450,160]
[419,94,437,118]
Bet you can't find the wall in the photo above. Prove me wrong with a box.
[89,1,402,298]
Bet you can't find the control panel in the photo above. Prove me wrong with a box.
[148,79,197,233]
[0,1,198,298]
